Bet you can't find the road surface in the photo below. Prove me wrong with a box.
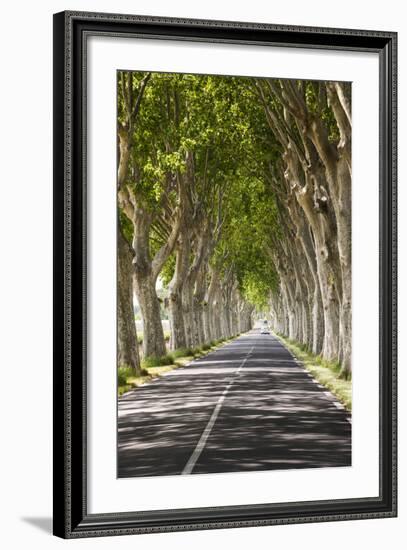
[118,330,351,477]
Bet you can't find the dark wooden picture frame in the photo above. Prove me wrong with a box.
[53,10,397,538]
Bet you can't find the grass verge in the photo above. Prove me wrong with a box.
[274,333,352,411]
[118,335,239,396]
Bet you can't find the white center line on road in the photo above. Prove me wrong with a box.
[181,344,255,475]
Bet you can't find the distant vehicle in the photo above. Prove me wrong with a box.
[260,319,270,334]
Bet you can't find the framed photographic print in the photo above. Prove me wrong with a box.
[53,11,397,538]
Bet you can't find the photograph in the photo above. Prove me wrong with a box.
[116,70,352,478]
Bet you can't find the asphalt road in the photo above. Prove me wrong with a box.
[118,330,351,477]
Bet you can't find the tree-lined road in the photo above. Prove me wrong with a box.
[118,74,352,379]
[118,331,351,477]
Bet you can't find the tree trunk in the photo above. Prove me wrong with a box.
[193,264,207,346]
[312,283,324,354]
[182,231,209,347]
[306,90,351,374]
[299,222,324,354]
[334,160,352,378]
[205,265,219,342]
[182,280,194,348]
[117,230,140,373]
[168,235,190,350]
[294,172,342,361]
[168,292,186,351]
[134,268,166,358]
[213,292,222,340]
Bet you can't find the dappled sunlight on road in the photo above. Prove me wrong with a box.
[118,331,351,477]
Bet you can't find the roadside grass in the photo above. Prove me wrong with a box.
[275,333,352,411]
[141,354,175,368]
[118,334,240,396]
[117,365,150,396]
[171,347,195,359]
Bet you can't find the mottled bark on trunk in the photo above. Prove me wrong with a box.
[168,293,186,351]
[294,173,341,361]
[134,268,166,358]
[168,235,190,350]
[193,301,205,346]
[117,230,140,373]
[192,264,207,346]
[206,266,220,341]
[335,160,352,377]
[300,221,324,354]
[182,281,194,348]
[181,230,210,346]
[312,284,324,355]
[213,295,222,340]
[202,304,211,343]
[221,275,235,339]
[307,87,351,373]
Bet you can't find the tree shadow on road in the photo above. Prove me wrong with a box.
[117,342,351,478]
